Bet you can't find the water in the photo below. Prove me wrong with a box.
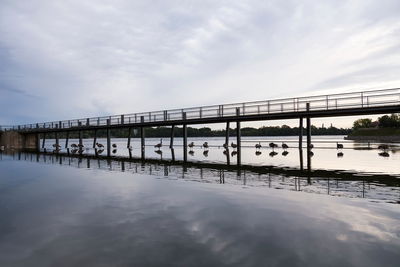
[1,136,399,266]
[41,136,400,175]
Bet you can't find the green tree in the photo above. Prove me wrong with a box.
[353,118,372,129]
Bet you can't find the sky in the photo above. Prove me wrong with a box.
[0,0,400,128]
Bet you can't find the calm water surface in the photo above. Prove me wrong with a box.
[0,151,399,266]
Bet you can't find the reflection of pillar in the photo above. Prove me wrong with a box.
[236,108,241,166]
[171,148,175,161]
[42,133,46,148]
[65,131,69,148]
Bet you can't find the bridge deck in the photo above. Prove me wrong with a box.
[3,88,400,133]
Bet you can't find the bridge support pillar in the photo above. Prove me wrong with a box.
[236,108,241,166]
[140,126,145,159]
[55,132,59,148]
[183,113,187,162]
[93,129,97,148]
[127,128,132,149]
[65,131,69,148]
[79,131,83,147]
[306,103,312,171]
[42,133,46,148]
[169,125,175,149]
[107,119,111,157]
[225,122,230,146]
[299,117,303,149]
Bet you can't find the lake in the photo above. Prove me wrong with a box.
[0,136,399,266]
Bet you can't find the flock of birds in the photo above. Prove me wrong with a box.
[49,139,391,158]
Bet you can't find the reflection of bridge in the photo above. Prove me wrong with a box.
[1,88,400,166]
[2,150,399,203]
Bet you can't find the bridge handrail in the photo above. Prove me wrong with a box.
[7,87,400,131]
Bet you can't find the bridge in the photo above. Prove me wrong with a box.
[1,87,400,166]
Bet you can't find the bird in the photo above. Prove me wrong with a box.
[269,143,278,150]
[128,145,133,150]
[78,144,84,149]
[96,143,104,148]
[70,144,78,148]
[309,151,314,157]
[269,151,278,157]
[223,143,228,149]
[52,144,61,148]
[112,143,117,148]
[154,139,163,150]
[231,150,237,157]
[282,143,289,150]
[282,151,289,156]
[337,152,344,157]
[378,144,389,150]
[255,143,262,150]
[231,142,237,149]
[188,142,195,150]
[203,150,209,157]
[223,149,228,155]
[337,143,343,149]
[71,148,78,154]
[255,151,262,156]
[112,149,117,154]
[203,142,209,149]
[379,151,390,157]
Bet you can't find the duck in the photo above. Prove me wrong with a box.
[231,142,237,149]
[154,139,163,150]
[231,150,237,157]
[223,143,228,149]
[128,145,133,150]
[282,151,289,156]
[337,143,343,149]
[70,143,78,148]
[337,152,344,157]
[188,142,195,150]
[282,143,289,150]
[255,143,262,150]
[269,151,278,157]
[255,151,262,156]
[96,143,104,148]
[112,143,117,148]
[269,142,278,150]
[203,142,209,149]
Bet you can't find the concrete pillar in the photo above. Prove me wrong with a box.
[225,122,230,146]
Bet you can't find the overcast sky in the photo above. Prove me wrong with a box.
[1,0,399,127]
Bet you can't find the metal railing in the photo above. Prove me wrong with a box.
[3,88,400,131]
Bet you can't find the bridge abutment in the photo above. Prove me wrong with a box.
[0,131,39,150]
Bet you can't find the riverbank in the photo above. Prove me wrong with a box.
[346,128,400,142]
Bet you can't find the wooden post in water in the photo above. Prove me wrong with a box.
[127,127,132,148]
[107,119,111,157]
[65,131,69,148]
[299,117,303,149]
[93,129,97,148]
[306,103,311,171]
[225,122,230,146]
[140,116,145,159]
[169,125,175,149]
[183,112,187,162]
[236,108,241,165]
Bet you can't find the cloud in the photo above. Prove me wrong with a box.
[0,0,399,125]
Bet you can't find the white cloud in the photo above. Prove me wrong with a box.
[0,0,399,126]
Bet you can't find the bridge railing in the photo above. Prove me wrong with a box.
[7,88,400,131]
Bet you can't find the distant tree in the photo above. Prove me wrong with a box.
[353,118,372,129]
[378,114,400,128]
